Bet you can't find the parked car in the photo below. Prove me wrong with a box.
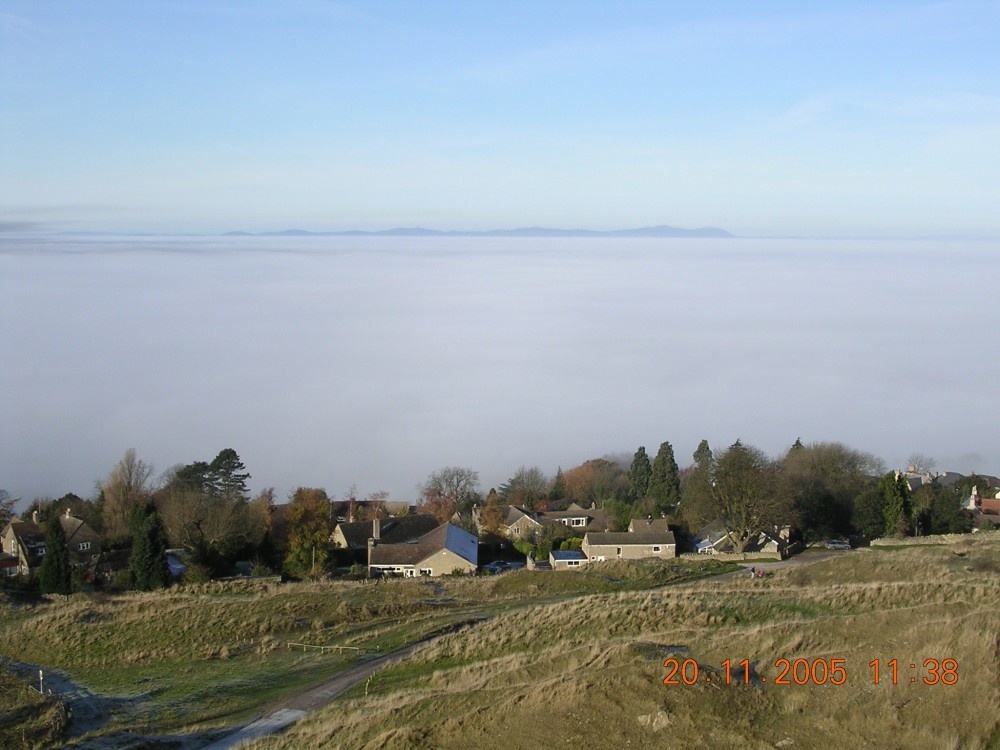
[483,561,510,574]
[825,539,851,550]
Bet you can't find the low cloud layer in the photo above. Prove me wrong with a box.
[2,235,997,507]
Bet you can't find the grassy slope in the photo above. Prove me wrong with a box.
[0,558,733,745]
[0,668,66,748]
[247,537,1000,750]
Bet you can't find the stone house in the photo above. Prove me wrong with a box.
[581,530,676,562]
[367,522,478,577]
[1,510,102,578]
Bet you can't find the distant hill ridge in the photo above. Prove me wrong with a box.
[223,225,735,238]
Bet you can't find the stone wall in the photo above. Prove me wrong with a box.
[870,530,1000,546]
[679,550,780,562]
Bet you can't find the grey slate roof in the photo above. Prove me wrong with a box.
[585,531,676,546]
[628,518,671,533]
[335,514,440,549]
[505,505,538,526]
[368,523,478,567]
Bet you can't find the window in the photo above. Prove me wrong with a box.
[652,546,661,553]
[419,568,433,576]
[568,560,580,567]
[79,542,91,551]
[616,547,622,558]
[571,518,586,527]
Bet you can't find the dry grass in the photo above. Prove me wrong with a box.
[0,558,727,742]
[0,667,67,749]
[249,537,1000,750]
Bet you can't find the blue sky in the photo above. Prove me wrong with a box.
[2,0,999,236]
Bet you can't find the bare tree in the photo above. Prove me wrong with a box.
[906,453,936,474]
[499,466,549,508]
[419,466,480,523]
[101,448,154,541]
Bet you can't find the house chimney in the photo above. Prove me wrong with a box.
[372,518,380,541]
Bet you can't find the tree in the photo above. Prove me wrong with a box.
[680,440,715,529]
[880,471,913,537]
[209,448,251,503]
[499,466,548,509]
[250,488,280,568]
[480,488,505,536]
[129,502,169,590]
[156,451,262,572]
[906,453,936,474]
[711,440,784,553]
[563,458,627,504]
[780,441,883,541]
[101,448,154,542]
[0,490,18,527]
[549,468,567,503]
[37,517,72,595]
[852,485,886,539]
[420,467,480,523]
[283,487,333,579]
[627,446,651,502]
[648,441,681,514]
[911,483,973,536]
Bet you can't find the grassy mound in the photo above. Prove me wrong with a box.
[248,537,1000,750]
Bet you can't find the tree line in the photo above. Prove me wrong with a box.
[3,438,995,593]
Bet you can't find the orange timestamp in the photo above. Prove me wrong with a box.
[662,657,959,686]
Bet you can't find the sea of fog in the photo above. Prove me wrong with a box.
[1,234,997,506]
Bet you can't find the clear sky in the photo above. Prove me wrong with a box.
[2,0,999,236]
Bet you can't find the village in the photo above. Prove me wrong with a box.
[3,457,999,587]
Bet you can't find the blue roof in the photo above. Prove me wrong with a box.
[550,549,586,561]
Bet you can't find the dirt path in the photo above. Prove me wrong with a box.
[200,644,425,750]
[199,617,483,749]
[708,548,855,582]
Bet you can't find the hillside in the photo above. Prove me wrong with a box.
[1,540,998,748]
[248,539,1000,750]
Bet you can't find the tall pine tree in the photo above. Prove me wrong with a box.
[648,441,681,513]
[680,439,715,528]
[549,468,567,503]
[881,471,913,537]
[38,518,72,595]
[129,503,170,590]
[209,449,251,502]
[627,446,652,502]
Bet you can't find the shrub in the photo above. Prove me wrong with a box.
[182,563,212,584]
[109,569,133,592]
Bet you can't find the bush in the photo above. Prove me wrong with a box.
[513,540,534,557]
[109,569,133,592]
[251,562,275,577]
[182,563,212,584]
